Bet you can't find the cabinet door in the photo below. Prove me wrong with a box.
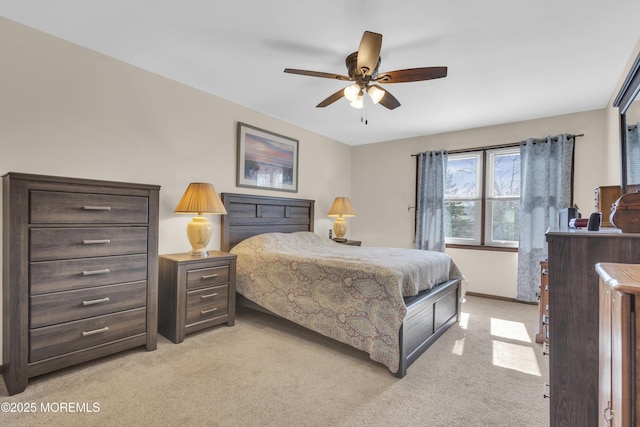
[610,290,632,427]
[599,281,612,426]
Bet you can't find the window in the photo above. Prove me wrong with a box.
[444,147,520,249]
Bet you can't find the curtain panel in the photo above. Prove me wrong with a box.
[415,150,447,252]
[517,134,574,302]
[626,123,640,184]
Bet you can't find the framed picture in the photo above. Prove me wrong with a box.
[236,122,299,192]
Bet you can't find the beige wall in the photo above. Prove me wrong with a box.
[0,18,350,362]
[351,110,608,298]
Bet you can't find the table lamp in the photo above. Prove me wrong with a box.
[327,197,356,242]
[174,183,227,257]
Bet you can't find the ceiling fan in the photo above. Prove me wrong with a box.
[284,31,447,110]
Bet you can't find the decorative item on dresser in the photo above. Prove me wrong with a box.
[2,172,160,395]
[158,251,237,343]
[545,228,640,426]
[595,262,640,427]
[595,186,621,227]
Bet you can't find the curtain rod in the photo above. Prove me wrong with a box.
[410,133,584,157]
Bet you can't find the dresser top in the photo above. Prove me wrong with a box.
[596,262,640,294]
[160,251,237,263]
[545,227,637,238]
[3,172,161,191]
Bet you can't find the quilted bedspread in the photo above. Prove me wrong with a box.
[231,232,466,373]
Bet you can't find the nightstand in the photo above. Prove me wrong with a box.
[334,239,362,246]
[158,251,237,343]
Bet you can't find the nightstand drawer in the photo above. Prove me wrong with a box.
[29,307,147,363]
[30,281,147,328]
[186,284,228,309]
[30,227,148,261]
[186,300,228,326]
[186,265,229,289]
[30,190,149,224]
[30,254,148,295]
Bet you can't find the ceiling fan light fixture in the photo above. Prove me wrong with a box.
[350,94,364,109]
[344,84,360,101]
[367,86,385,104]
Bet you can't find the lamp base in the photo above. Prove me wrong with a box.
[332,237,347,243]
[186,215,213,258]
[190,248,209,257]
[332,217,348,241]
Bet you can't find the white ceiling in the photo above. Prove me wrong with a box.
[1,1,639,146]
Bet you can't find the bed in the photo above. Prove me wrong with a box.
[220,193,465,377]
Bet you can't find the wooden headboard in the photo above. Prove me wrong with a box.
[220,193,315,252]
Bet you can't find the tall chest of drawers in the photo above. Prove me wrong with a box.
[545,229,640,426]
[2,173,160,395]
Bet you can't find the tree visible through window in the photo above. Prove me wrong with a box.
[445,147,520,248]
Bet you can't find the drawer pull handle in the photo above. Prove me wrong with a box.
[201,293,219,300]
[201,308,218,315]
[201,274,219,279]
[82,326,109,337]
[82,206,112,211]
[82,297,111,306]
[543,383,550,399]
[81,268,110,276]
[82,239,111,245]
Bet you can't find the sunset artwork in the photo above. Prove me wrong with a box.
[237,123,298,192]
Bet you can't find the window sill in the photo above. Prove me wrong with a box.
[445,244,518,253]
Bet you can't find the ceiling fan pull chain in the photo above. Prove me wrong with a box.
[359,99,368,125]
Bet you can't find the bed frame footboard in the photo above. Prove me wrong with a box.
[396,278,461,378]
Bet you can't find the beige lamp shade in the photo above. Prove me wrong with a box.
[327,197,356,218]
[174,183,227,215]
[175,183,227,257]
[327,197,356,242]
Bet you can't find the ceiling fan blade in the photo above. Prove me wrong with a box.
[316,88,346,108]
[356,31,382,76]
[371,85,400,110]
[376,66,448,83]
[284,68,350,81]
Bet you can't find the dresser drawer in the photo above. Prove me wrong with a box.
[186,265,229,289]
[30,254,147,295]
[30,281,147,328]
[186,284,228,309]
[29,307,147,363]
[30,190,149,224]
[30,227,148,261]
[186,300,228,326]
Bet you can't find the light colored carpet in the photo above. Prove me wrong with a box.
[0,296,549,426]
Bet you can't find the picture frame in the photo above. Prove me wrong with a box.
[236,122,299,192]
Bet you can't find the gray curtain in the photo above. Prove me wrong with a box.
[626,123,640,184]
[416,150,447,252]
[517,134,574,302]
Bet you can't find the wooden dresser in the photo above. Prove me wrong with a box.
[545,229,640,426]
[2,173,160,395]
[596,263,640,427]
